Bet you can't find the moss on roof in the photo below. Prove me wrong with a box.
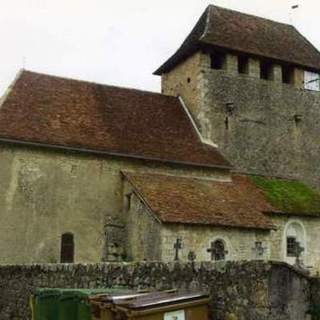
[250,176,320,216]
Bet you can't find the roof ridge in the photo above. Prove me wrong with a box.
[21,69,175,99]
[208,4,292,27]
[199,5,212,41]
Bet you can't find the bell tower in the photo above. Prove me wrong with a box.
[155,5,320,190]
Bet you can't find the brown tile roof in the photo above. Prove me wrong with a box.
[155,5,320,74]
[0,70,230,169]
[124,172,275,230]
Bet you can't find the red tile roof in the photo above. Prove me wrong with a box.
[124,172,275,230]
[0,70,230,169]
[155,5,320,74]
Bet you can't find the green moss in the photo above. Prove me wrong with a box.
[250,175,320,215]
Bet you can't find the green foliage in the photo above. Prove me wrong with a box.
[250,176,320,215]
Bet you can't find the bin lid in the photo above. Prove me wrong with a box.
[34,288,62,298]
[34,288,131,300]
[114,292,210,310]
[90,292,149,304]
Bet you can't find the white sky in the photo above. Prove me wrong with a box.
[0,0,319,95]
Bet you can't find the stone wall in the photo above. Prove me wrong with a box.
[0,261,312,320]
[161,224,270,262]
[269,216,320,271]
[199,66,320,191]
[162,51,320,191]
[310,277,320,318]
[125,191,162,261]
[0,143,228,264]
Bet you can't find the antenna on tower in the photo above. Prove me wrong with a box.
[289,2,300,24]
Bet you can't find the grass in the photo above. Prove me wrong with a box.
[250,175,320,215]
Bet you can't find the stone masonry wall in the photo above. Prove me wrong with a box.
[0,261,312,320]
[0,143,228,264]
[162,51,320,191]
[125,191,162,261]
[160,224,270,262]
[199,66,320,191]
[269,216,320,272]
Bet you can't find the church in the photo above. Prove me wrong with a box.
[0,5,320,273]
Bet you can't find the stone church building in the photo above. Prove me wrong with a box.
[0,5,320,272]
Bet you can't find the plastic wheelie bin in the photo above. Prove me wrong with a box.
[32,289,61,320]
[31,288,133,320]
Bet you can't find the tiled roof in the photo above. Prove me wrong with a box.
[124,172,275,230]
[155,5,320,74]
[0,70,230,169]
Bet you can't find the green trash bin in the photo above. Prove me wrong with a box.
[32,288,133,320]
[58,289,109,320]
[32,289,61,320]
[58,291,79,320]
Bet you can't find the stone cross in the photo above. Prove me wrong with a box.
[188,251,196,262]
[174,238,183,261]
[294,241,305,267]
[252,241,267,258]
[294,241,304,258]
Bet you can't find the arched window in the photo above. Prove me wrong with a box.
[208,239,227,261]
[285,222,305,259]
[60,233,74,263]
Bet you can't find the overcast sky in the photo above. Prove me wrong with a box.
[0,0,319,95]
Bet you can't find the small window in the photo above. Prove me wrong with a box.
[210,52,226,70]
[125,193,132,212]
[260,61,273,80]
[60,233,74,263]
[238,55,249,74]
[282,65,294,84]
[286,236,297,257]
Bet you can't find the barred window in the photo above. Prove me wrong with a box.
[286,236,297,257]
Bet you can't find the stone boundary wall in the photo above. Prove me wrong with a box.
[0,261,311,320]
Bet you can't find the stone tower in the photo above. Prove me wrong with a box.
[155,5,320,190]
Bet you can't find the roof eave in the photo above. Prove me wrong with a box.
[264,210,320,218]
[0,137,232,170]
[162,220,275,231]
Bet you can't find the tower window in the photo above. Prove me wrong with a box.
[282,65,294,84]
[238,55,249,74]
[304,71,320,91]
[60,233,74,263]
[210,52,226,70]
[260,61,273,80]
